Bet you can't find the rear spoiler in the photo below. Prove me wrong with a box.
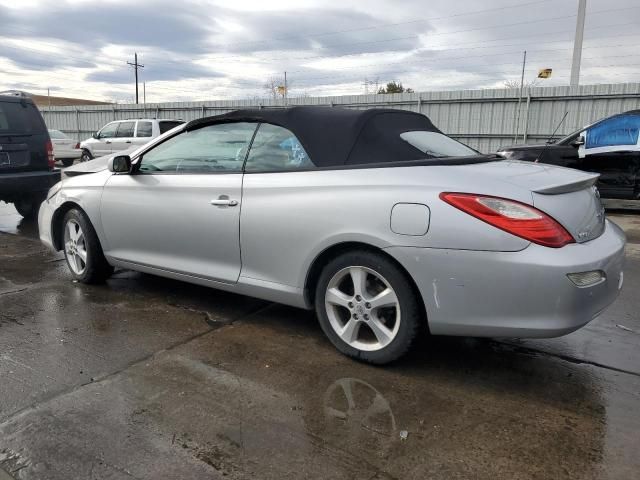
[532,172,600,195]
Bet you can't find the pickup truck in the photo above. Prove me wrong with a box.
[79,118,184,162]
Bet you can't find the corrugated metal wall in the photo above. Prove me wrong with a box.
[41,82,640,154]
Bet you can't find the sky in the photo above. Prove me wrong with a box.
[0,0,639,103]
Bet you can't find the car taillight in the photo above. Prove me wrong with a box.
[46,139,55,169]
[74,142,80,149]
[439,192,575,248]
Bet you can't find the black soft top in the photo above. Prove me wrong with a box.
[185,106,448,167]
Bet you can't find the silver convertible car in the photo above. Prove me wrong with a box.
[39,107,626,364]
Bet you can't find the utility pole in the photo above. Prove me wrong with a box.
[47,88,51,108]
[127,53,145,104]
[513,50,527,142]
[570,0,587,86]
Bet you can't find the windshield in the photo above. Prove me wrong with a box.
[400,131,477,158]
[49,129,67,139]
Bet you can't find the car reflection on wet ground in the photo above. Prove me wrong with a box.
[0,200,639,479]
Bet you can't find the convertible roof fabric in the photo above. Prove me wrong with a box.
[185,106,443,167]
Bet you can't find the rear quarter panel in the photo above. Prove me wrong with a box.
[239,165,531,291]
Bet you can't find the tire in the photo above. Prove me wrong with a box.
[314,250,422,365]
[13,194,44,219]
[61,158,75,167]
[62,209,113,284]
[80,149,93,163]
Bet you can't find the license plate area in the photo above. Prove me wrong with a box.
[0,152,10,167]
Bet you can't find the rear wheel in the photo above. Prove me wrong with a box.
[315,250,422,365]
[80,149,93,163]
[61,158,75,167]
[62,209,113,283]
[13,194,44,219]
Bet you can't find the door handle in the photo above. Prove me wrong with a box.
[125,140,132,144]
[105,141,112,144]
[210,198,238,207]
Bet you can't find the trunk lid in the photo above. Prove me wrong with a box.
[457,160,606,243]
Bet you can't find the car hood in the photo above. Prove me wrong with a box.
[63,147,138,178]
[498,143,549,152]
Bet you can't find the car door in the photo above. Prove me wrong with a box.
[579,114,640,199]
[110,120,136,152]
[540,134,581,169]
[133,120,153,147]
[100,121,258,283]
[94,122,119,156]
[239,123,317,286]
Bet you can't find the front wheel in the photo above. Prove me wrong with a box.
[62,209,113,283]
[80,149,93,163]
[315,250,422,365]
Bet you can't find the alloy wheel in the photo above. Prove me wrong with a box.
[324,266,401,351]
[64,219,88,275]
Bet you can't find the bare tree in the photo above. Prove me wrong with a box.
[263,76,291,99]
[504,78,541,89]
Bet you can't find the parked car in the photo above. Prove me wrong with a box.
[0,92,60,218]
[498,110,640,200]
[39,107,625,364]
[49,129,80,167]
[79,118,184,163]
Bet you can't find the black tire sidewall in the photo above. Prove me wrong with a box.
[61,158,74,167]
[14,195,43,219]
[314,250,422,365]
[80,150,92,162]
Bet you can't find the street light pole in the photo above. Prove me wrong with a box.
[570,0,586,87]
[513,50,527,142]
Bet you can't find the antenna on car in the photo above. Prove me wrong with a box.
[535,111,568,163]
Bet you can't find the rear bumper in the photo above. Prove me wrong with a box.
[0,170,61,197]
[386,219,626,338]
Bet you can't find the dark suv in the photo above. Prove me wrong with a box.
[0,92,60,218]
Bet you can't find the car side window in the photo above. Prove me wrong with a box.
[136,121,153,138]
[139,122,257,174]
[244,123,314,172]
[116,121,135,138]
[98,123,118,139]
[586,115,640,149]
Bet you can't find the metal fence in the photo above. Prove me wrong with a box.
[41,82,640,153]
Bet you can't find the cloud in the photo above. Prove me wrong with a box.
[86,61,224,84]
[0,44,98,70]
[0,1,216,54]
[0,0,639,102]
[212,7,429,56]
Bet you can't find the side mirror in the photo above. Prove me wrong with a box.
[92,132,99,139]
[108,155,131,173]
[571,135,585,148]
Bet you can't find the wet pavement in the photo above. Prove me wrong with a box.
[0,201,639,479]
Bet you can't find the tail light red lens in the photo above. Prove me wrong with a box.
[74,142,80,149]
[46,140,55,169]
[440,192,575,248]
